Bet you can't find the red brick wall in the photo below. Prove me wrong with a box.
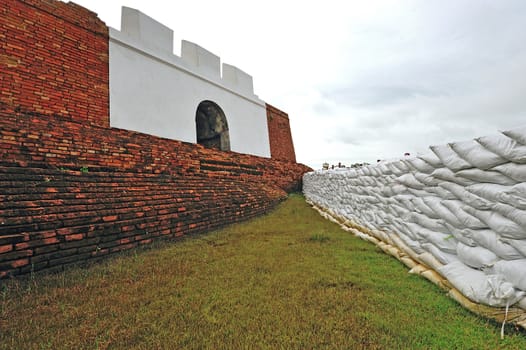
[266,104,297,162]
[0,0,109,127]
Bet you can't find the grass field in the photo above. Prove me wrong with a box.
[1,194,525,349]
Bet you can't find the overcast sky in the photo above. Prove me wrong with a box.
[69,0,526,169]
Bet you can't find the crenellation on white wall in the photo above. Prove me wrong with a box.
[222,63,254,96]
[120,7,174,54]
[109,6,271,158]
[181,40,221,80]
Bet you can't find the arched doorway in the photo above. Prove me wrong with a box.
[195,100,230,151]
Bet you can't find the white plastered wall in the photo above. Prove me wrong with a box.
[109,7,271,158]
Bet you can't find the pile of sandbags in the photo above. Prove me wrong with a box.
[303,125,526,314]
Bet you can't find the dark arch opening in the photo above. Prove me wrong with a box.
[196,100,230,151]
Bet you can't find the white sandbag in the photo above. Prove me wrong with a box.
[403,157,436,173]
[502,239,526,256]
[417,227,458,254]
[407,188,435,198]
[398,232,425,254]
[441,200,487,229]
[424,186,458,200]
[477,133,526,164]
[449,139,507,170]
[468,229,524,260]
[407,212,447,231]
[391,184,409,195]
[390,204,411,218]
[411,197,440,218]
[438,261,524,307]
[417,151,443,168]
[396,173,425,189]
[431,168,475,186]
[456,168,517,186]
[502,125,526,145]
[443,223,477,247]
[466,183,510,203]
[463,206,526,239]
[414,172,442,186]
[430,144,473,172]
[490,259,526,291]
[438,182,493,210]
[377,163,392,175]
[405,222,427,240]
[456,242,499,269]
[392,160,411,173]
[421,242,459,264]
[493,203,526,229]
[492,163,526,182]
[423,197,464,228]
[394,194,416,211]
[500,183,526,210]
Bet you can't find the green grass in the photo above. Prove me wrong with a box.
[1,194,525,349]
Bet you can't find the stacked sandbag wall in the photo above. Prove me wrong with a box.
[303,125,526,329]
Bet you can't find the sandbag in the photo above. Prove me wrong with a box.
[403,157,436,173]
[411,197,441,219]
[397,232,425,254]
[438,182,493,209]
[449,139,507,170]
[463,206,526,239]
[424,186,458,200]
[456,168,517,186]
[492,163,526,182]
[468,229,523,260]
[423,197,464,228]
[498,184,526,209]
[493,203,526,229]
[396,173,425,189]
[502,125,526,145]
[431,168,475,186]
[409,264,428,275]
[443,222,478,247]
[422,242,459,265]
[414,172,442,186]
[456,242,499,269]
[417,151,443,167]
[430,144,472,172]
[407,188,434,198]
[390,184,409,195]
[407,212,447,231]
[417,227,458,254]
[418,252,444,271]
[490,260,526,291]
[466,183,510,203]
[438,261,524,307]
[477,133,526,164]
[394,194,416,211]
[441,200,487,229]
[502,239,526,256]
